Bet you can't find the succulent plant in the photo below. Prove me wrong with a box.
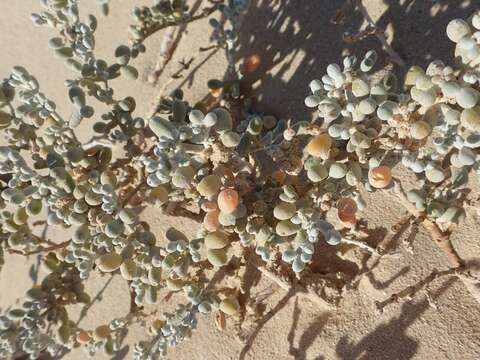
[1,0,480,358]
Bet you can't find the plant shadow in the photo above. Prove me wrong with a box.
[111,345,130,360]
[336,276,457,360]
[376,0,479,76]
[310,240,360,278]
[287,297,331,360]
[237,0,478,121]
[238,287,296,360]
[75,275,115,326]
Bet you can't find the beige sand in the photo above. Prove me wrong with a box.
[1,0,480,359]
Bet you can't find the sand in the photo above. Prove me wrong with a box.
[1,0,480,359]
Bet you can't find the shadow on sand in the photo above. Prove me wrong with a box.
[237,0,478,121]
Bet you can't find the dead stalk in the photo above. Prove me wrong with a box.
[375,267,460,312]
[342,237,379,255]
[8,240,71,256]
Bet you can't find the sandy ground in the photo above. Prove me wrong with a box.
[1,0,480,359]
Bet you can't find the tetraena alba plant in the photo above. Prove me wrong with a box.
[0,0,480,359]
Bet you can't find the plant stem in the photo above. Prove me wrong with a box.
[8,240,70,256]
[353,0,406,67]
[252,259,339,308]
[148,45,219,118]
[342,237,379,255]
[375,267,459,312]
[392,181,464,268]
[139,3,220,45]
[148,0,206,84]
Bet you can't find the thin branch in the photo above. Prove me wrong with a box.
[148,45,219,118]
[375,267,459,312]
[348,213,413,288]
[253,261,339,308]
[388,181,480,304]
[149,27,178,85]
[392,181,464,269]
[129,281,143,314]
[8,240,70,256]
[148,0,205,84]
[403,222,419,254]
[119,162,151,208]
[342,237,379,255]
[138,3,219,45]
[343,25,383,44]
[163,205,203,222]
[376,213,414,255]
[352,0,406,67]
[120,178,147,208]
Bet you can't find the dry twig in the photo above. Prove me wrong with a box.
[148,45,219,118]
[375,267,460,312]
[252,260,341,309]
[342,237,379,255]
[8,240,71,256]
